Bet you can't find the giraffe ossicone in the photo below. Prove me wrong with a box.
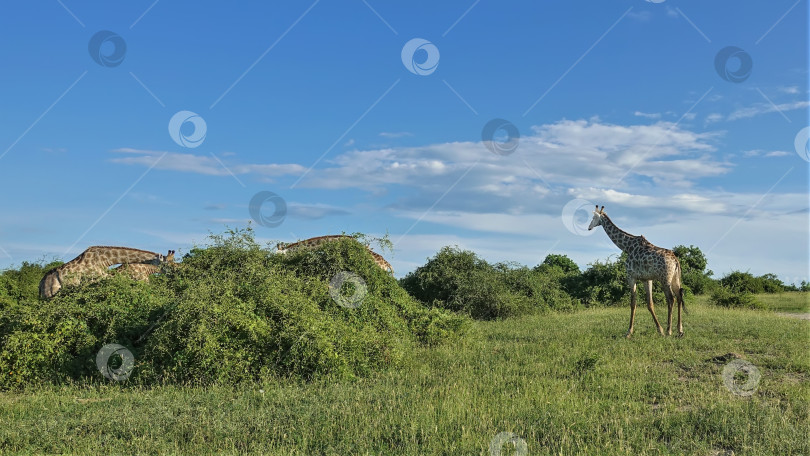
[588,205,685,338]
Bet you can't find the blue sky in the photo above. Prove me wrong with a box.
[0,1,807,283]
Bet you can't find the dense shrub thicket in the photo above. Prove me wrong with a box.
[400,244,805,317]
[709,286,764,309]
[0,229,469,390]
[399,247,578,320]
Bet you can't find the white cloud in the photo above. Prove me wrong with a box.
[727,100,810,121]
[633,111,662,119]
[742,149,792,158]
[705,113,724,124]
[778,86,800,95]
[379,131,413,139]
[110,148,305,178]
[298,119,727,202]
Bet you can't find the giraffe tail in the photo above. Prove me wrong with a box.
[675,260,688,315]
[680,287,688,315]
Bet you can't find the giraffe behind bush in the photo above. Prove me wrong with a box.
[39,246,171,299]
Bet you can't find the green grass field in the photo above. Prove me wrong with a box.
[1,294,807,455]
[754,291,810,313]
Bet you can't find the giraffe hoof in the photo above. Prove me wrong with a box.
[678,332,684,338]
[625,332,633,339]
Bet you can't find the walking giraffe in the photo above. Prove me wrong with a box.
[588,206,685,338]
[39,246,172,299]
[276,235,394,274]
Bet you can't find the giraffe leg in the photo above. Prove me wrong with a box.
[645,280,664,336]
[676,287,685,337]
[663,285,674,336]
[626,279,637,338]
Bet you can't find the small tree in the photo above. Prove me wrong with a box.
[539,254,580,274]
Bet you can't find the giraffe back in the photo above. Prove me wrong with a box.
[278,235,393,274]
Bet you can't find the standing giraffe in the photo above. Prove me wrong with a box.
[588,206,685,337]
[114,250,176,281]
[39,246,171,299]
[277,235,394,274]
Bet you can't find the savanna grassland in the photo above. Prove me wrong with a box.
[1,296,807,455]
[0,232,807,455]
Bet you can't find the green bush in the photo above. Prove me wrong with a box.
[499,264,578,313]
[681,270,717,295]
[573,255,629,306]
[400,247,576,320]
[0,229,468,390]
[0,261,63,304]
[719,270,788,294]
[709,287,764,310]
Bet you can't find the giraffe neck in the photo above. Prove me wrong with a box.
[62,246,162,271]
[283,235,351,251]
[600,215,641,253]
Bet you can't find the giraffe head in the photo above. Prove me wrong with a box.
[587,205,606,231]
[275,242,288,254]
[39,270,61,299]
[146,249,176,265]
